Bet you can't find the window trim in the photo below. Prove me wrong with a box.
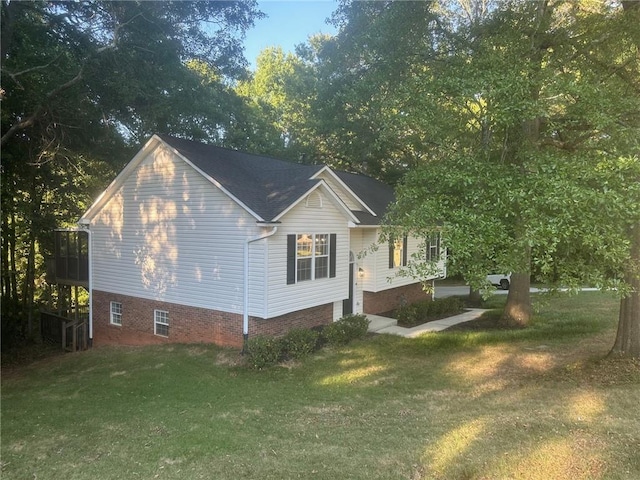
[110,301,122,326]
[287,233,336,284]
[296,233,329,282]
[154,309,169,337]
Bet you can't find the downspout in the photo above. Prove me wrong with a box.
[243,225,278,353]
[79,222,93,347]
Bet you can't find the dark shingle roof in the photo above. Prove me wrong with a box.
[335,171,395,224]
[159,135,394,224]
[160,136,323,221]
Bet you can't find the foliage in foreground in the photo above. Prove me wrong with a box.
[319,314,369,346]
[245,314,369,369]
[1,293,638,480]
[395,296,464,327]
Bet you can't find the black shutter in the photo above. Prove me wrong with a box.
[329,234,337,278]
[402,235,408,266]
[287,234,296,284]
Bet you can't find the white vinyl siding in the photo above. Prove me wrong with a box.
[90,143,266,317]
[267,188,351,318]
[351,228,441,293]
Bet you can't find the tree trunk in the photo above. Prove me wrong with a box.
[610,222,640,358]
[469,286,482,307]
[22,233,36,335]
[1,211,10,299]
[9,211,18,301]
[500,272,531,327]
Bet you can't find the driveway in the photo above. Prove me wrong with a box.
[434,285,599,298]
[434,285,473,298]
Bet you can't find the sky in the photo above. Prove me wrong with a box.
[243,0,339,69]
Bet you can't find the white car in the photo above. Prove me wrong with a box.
[486,273,511,290]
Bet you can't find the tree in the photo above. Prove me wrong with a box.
[321,1,639,341]
[610,0,640,358]
[234,46,314,160]
[308,1,443,183]
[0,0,262,345]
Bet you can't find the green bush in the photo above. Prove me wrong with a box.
[395,304,418,326]
[322,314,370,346]
[245,335,283,369]
[246,315,370,368]
[396,297,464,327]
[281,328,319,359]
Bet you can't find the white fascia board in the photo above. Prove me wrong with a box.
[79,135,163,224]
[272,180,360,224]
[349,223,380,228]
[311,166,377,217]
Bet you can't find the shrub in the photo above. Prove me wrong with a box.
[245,335,283,369]
[396,297,464,327]
[281,328,319,359]
[322,314,369,346]
[342,313,370,339]
[395,304,418,326]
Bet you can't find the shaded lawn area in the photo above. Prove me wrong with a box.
[2,292,639,480]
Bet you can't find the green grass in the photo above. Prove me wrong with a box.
[2,292,639,480]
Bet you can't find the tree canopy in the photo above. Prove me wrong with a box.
[2,0,638,357]
[0,0,262,345]
[298,0,639,354]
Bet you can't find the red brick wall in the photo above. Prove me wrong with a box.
[363,283,432,315]
[92,290,332,348]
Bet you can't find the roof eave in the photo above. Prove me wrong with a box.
[310,166,377,217]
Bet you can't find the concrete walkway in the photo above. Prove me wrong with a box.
[367,309,488,338]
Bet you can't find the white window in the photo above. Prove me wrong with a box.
[296,233,330,282]
[314,234,329,279]
[393,239,403,268]
[389,236,407,268]
[296,234,313,282]
[426,233,441,262]
[154,310,169,337]
[110,301,122,326]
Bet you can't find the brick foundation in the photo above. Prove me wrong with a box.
[363,283,432,315]
[92,290,333,349]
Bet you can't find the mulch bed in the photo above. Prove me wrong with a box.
[377,308,521,332]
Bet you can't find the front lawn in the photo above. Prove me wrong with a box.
[2,292,639,480]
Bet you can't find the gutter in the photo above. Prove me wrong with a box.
[78,222,93,347]
[243,225,278,353]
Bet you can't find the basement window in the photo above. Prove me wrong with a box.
[110,301,122,326]
[154,310,169,337]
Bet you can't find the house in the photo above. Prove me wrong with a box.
[75,135,445,348]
